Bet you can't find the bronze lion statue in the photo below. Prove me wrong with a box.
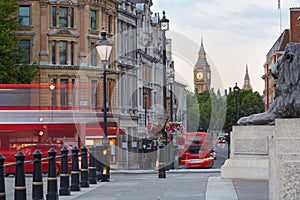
[238,42,300,125]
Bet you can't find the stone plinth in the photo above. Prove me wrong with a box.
[269,119,300,200]
[221,125,274,180]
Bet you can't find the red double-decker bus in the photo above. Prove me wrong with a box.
[179,132,214,168]
[0,84,121,174]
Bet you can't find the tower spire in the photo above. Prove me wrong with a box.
[243,64,252,90]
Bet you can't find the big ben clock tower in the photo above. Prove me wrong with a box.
[194,39,211,94]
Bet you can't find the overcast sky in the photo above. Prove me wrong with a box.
[152,0,300,94]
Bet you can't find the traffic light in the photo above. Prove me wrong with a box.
[142,140,147,151]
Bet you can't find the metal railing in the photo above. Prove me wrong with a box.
[0,145,107,200]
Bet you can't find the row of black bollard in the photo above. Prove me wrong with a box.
[0,145,103,200]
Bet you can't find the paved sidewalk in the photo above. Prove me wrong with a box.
[206,177,269,200]
[206,177,238,200]
[57,169,269,200]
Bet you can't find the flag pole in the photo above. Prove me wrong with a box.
[278,0,282,33]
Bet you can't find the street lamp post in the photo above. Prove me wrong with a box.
[233,83,240,124]
[169,70,175,169]
[95,28,113,182]
[144,92,147,127]
[229,82,240,159]
[169,69,174,122]
[159,10,169,179]
[49,83,55,122]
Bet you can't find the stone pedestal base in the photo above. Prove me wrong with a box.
[221,155,269,180]
[221,125,273,180]
[269,119,300,200]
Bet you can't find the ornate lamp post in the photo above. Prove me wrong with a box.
[169,69,174,122]
[169,70,175,169]
[143,92,148,127]
[49,83,55,122]
[159,10,169,179]
[228,82,240,159]
[161,10,169,133]
[95,28,113,182]
[233,83,240,124]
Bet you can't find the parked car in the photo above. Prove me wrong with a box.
[217,136,226,143]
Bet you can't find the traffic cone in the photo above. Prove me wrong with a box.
[155,150,160,171]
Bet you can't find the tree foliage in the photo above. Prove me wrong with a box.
[197,91,211,131]
[186,90,199,132]
[186,90,226,132]
[224,89,264,132]
[0,0,38,83]
[186,88,264,134]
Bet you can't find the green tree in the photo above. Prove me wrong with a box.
[224,89,264,132]
[186,90,199,132]
[197,90,211,131]
[0,0,38,83]
[186,90,226,133]
[210,92,226,132]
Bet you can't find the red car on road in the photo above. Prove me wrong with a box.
[217,136,226,143]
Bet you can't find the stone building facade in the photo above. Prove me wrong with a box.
[14,0,186,169]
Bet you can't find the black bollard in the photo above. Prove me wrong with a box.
[158,143,166,179]
[95,143,110,182]
[46,147,58,200]
[80,146,89,188]
[32,150,43,200]
[88,146,97,184]
[0,154,6,200]
[70,146,80,191]
[59,146,70,196]
[14,151,26,200]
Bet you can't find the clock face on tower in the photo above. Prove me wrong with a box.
[196,72,204,80]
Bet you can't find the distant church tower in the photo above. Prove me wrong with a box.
[243,65,252,90]
[193,39,211,94]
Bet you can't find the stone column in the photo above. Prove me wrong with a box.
[269,119,300,200]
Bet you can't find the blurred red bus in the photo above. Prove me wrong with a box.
[179,132,214,168]
[2,144,72,176]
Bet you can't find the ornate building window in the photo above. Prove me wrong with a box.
[19,6,30,26]
[59,41,67,64]
[60,79,68,106]
[70,8,74,27]
[90,10,96,30]
[91,43,97,66]
[19,40,30,64]
[51,40,75,65]
[59,7,68,27]
[52,79,57,106]
[70,41,74,65]
[91,80,97,106]
[52,6,74,28]
[107,15,112,33]
[52,41,56,64]
[52,6,56,26]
